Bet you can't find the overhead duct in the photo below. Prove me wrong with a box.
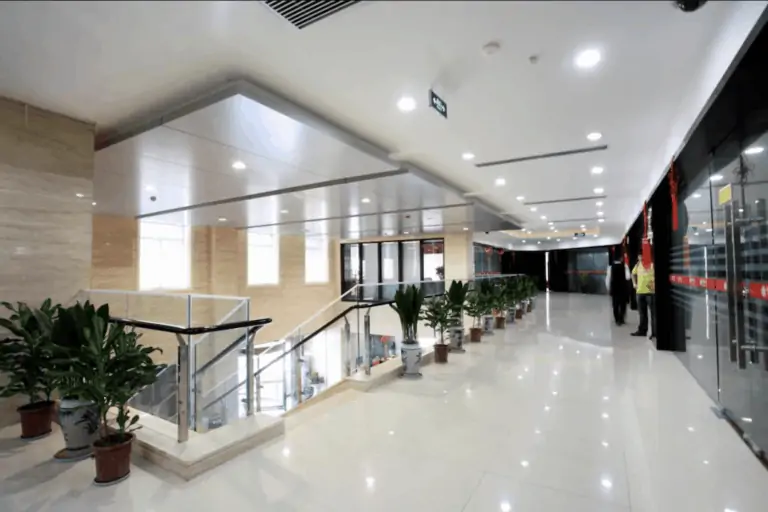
[262,0,361,29]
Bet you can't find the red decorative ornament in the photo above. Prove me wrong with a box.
[497,248,504,255]
[642,201,652,268]
[622,237,629,266]
[669,162,679,231]
[484,247,492,254]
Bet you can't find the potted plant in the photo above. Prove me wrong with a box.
[48,302,102,461]
[491,281,508,329]
[464,291,485,343]
[477,280,496,334]
[503,278,517,324]
[422,296,451,363]
[524,276,537,312]
[445,280,469,352]
[0,300,57,439]
[390,285,425,378]
[60,303,165,485]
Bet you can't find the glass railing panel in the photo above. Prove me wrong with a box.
[192,299,249,432]
[126,332,181,425]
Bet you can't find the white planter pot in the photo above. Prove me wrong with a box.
[448,326,465,352]
[483,316,494,333]
[401,342,423,377]
[54,398,100,461]
[506,309,516,323]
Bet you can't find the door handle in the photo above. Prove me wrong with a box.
[740,344,768,353]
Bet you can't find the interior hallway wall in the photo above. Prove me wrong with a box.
[90,219,341,346]
[0,96,95,426]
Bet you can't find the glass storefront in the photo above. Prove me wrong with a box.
[473,243,503,275]
[663,20,768,459]
[340,239,444,301]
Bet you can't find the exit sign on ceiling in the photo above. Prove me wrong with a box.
[429,90,447,119]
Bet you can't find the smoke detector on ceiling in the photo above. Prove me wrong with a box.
[482,41,502,56]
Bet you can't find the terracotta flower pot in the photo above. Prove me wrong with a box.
[18,401,55,440]
[93,433,134,485]
[515,309,523,320]
[434,343,449,363]
[469,327,482,342]
[494,316,506,329]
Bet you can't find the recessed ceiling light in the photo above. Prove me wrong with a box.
[145,185,156,192]
[693,193,702,198]
[587,132,603,142]
[575,49,601,69]
[556,238,561,242]
[594,234,598,237]
[526,229,532,233]
[495,177,506,187]
[550,226,555,230]
[580,224,586,228]
[462,152,475,161]
[537,241,541,245]
[91,201,97,206]
[397,96,416,112]
[596,201,604,206]
[404,231,410,235]
[591,166,604,175]
[361,197,371,203]
[516,195,525,201]
[530,207,537,212]
[522,240,526,243]
[597,211,604,216]
[706,228,712,232]
[540,215,547,220]
[582,227,587,231]
[710,174,723,182]
[548,222,554,226]
[232,161,246,170]
[594,187,604,194]
[744,146,764,155]
[218,217,227,222]
[75,193,84,198]
[280,209,289,214]
[547,236,551,240]
[598,218,605,223]
[463,227,469,231]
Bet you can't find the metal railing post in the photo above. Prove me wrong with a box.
[364,310,371,376]
[245,300,254,417]
[343,316,351,376]
[176,333,190,443]
[186,294,194,431]
[295,333,304,406]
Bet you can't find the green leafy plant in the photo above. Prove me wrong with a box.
[0,300,58,404]
[463,291,487,329]
[421,296,452,345]
[446,280,469,327]
[505,277,523,310]
[390,285,425,345]
[54,303,166,442]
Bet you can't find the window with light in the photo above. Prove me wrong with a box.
[139,221,191,290]
[248,232,280,285]
[305,235,329,284]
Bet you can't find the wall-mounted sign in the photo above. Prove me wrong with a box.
[573,232,586,237]
[718,183,732,205]
[429,89,447,119]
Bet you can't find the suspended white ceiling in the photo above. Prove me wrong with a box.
[0,0,764,248]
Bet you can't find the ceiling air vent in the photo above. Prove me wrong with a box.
[263,0,361,29]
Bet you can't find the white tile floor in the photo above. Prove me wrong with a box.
[2,293,768,511]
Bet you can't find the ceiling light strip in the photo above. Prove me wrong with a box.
[239,202,472,230]
[136,168,407,219]
[523,195,607,206]
[475,145,609,168]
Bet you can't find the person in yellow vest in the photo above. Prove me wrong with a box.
[631,256,656,339]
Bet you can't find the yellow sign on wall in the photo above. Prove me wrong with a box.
[718,183,732,205]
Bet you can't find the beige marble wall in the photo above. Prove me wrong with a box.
[0,96,95,426]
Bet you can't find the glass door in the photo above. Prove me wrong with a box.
[715,132,768,455]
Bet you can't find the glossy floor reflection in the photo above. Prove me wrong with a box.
[2,293,768,511]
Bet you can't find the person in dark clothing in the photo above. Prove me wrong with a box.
[605,254,631,325]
